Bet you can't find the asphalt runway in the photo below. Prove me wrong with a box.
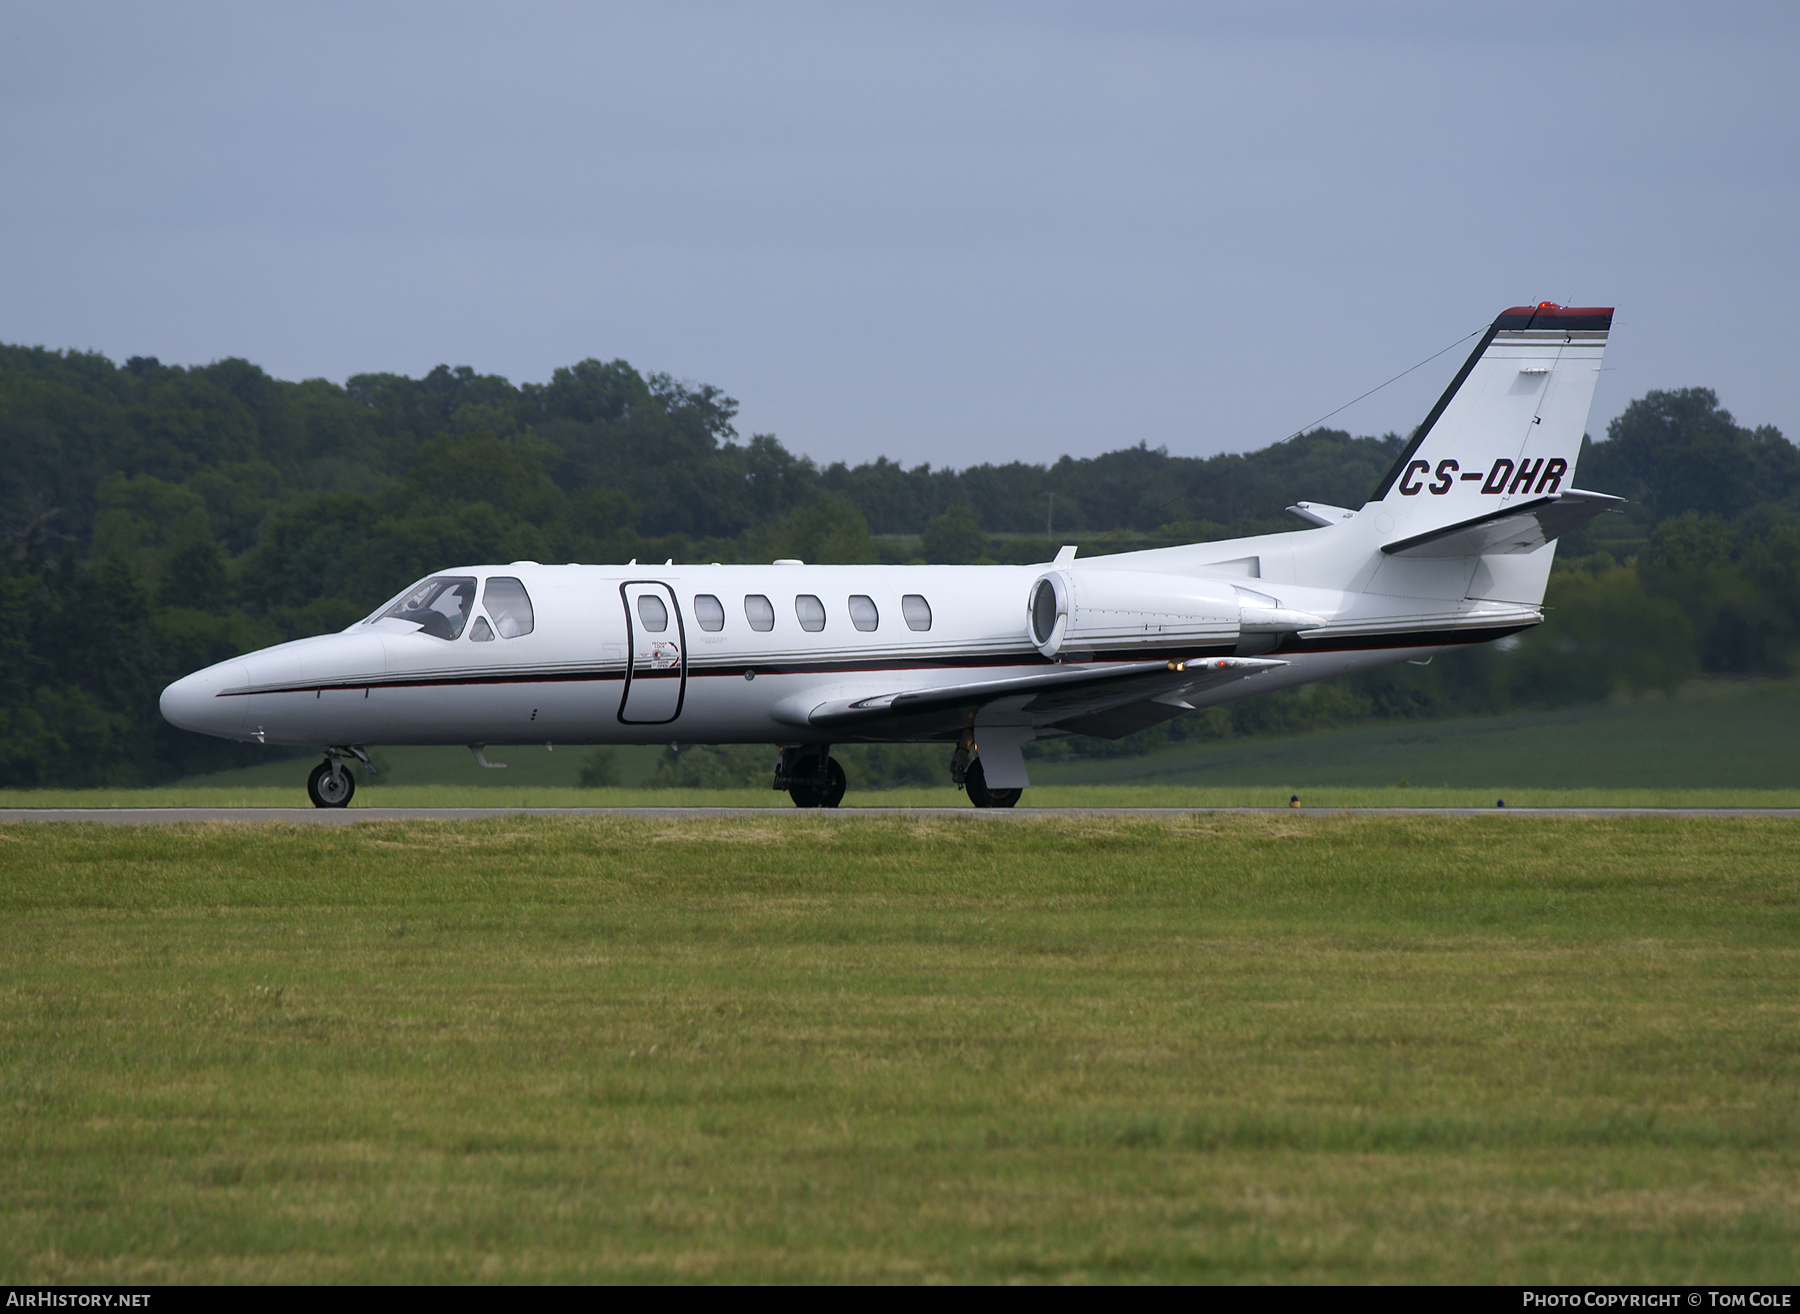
[4,807,1799,824]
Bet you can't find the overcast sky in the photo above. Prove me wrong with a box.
[3,2,1795,471]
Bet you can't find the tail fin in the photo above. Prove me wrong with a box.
[1367,304,1612,527]
[1354,303,1614,607]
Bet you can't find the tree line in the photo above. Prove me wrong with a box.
[2,340,1797,787]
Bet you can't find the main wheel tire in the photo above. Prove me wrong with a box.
[787,751,823,808]
[964,757,1021,809]
[787,753,847,809]
[307,760,355,808]
[820,756,846,808]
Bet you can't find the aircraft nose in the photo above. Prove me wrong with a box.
[160,661,251,739]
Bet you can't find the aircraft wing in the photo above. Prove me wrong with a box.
[779,656,1285,737]
[1381,489,1625,558]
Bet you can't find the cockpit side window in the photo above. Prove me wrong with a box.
[381,575,477,640]
[469,616,495,642]
[483,577,535,638]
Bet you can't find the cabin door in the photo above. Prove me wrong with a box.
[618,581,686,724]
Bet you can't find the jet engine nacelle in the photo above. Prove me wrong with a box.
[1026,569,1241,659]
[1026,569,1328,659]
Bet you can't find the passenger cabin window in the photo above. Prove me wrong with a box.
[745,594,775,632]
[694,594,725,632]
[902,594,932,631]
[848,595,879,631]
[469,616,495,642]
[795,594,826,632]
[382,575,476,640]
[637,595,669,632]
[483,576,534,637]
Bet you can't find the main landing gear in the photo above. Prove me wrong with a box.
[776,746,846,809]
[951,732,1021,809]
[307,747,375,808]
[770,738,1025,810]
[963,758,1021,809]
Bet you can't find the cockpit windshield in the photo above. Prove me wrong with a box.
[380,576,476,639]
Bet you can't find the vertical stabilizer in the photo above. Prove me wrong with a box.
[1367,304,1612,528]
[1355,304,1612,606]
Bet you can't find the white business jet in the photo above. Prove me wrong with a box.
[162,303,1621,808]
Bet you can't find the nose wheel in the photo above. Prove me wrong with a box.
[307,758,355,808]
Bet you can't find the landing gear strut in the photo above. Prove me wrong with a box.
[775,746,846,809]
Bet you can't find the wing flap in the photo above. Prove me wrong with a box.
[792,656,1284,734]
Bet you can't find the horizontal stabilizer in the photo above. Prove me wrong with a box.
[1285,502,1356,528]
[1380,489,1624,558]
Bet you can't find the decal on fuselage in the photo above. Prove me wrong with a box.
[1396,457,1568,497]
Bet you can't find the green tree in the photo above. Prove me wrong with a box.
[576,749,620,787]
[236,492,383,615]
[1582,388,1800,523]
[402,431,567,525]
[780,493,879,564]
[922,504,987,563]
[646,745,769,789]
[158,538,232,612]
[1639,513,1796,674]
[89,473,213,595]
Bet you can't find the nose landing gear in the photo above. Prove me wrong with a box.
[307,757,354,808]
[306,746,375,808]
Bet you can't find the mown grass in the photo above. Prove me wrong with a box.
[2,814,1796,1283]
[5,784,1800,809]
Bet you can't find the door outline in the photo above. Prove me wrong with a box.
[618,580,687,724]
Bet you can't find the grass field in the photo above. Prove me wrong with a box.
[1029,680,1800,791]
[3,814,1796,1283]
[6,784,1800,810]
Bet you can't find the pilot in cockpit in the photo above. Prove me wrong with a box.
[377,575,533,641]
[383,576,475,639]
